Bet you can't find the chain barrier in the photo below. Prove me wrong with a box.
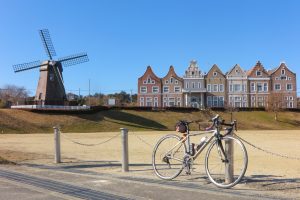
[130,131,154,148]
[234,133,300,161]
[58,127,121,147]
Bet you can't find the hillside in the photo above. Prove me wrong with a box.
[0,109,299,133]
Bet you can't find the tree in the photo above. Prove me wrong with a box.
[267,92,284,121]
[0,85,30,107]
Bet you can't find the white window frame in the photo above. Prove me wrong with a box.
[140,97,144,106]
[219,84,224,92]
[207,84,211,92]
[174,86,181,93]
[163,86,169,93]
[256,71,262,76]
[213,84,218,92]
[207,96,212,107]
[213,72,218,76]
[219,96,224,107]
[274,84,281,90]
[263,83,268,92]
[213,96,218,107]
[251,82,255,92]
[192,82,195,89]
[286,84,292,91]
[186,82,189,89]
[152,86,159,93]
[281,69,285,75]
[198,82,201,88]
[146,97,152,107]
[154,97,158,107]
[257,83,263,92]
[233,84,241,92]
[140,86,147,93]
[170,77,174,84]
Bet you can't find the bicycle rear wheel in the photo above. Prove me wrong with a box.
[205,136,248,188]
[152,134,186,180]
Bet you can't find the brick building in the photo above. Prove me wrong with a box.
[137,61,297,109]
[247,61,270,107]
[268,62,297,108]
[206,64,226,107]
[137,66,162,107]
[162,66,184,107]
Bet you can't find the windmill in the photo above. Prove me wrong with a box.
[13,29,89,105]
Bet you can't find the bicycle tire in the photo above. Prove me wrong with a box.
[152,134,186,180]
[205,136,248,188]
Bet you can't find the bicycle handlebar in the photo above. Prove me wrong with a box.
[211,115,238,131]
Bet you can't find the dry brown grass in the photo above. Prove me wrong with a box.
[0,108,300,133]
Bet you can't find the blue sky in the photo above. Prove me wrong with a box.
[0,0,299,96]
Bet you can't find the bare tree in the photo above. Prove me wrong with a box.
[0,85,30,107]
[267,92,284,121]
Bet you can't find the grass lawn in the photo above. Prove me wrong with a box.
[0,108,299,133]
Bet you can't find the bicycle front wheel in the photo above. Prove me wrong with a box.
[152,134,186,180]
[205,136,248,188]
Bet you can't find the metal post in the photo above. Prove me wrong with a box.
[53,126,61,163]
[225,133,234,183]
[120,128,129,172]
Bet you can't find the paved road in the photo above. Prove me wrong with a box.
[0,165,290,200]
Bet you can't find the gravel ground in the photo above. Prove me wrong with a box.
[0,130,299,199]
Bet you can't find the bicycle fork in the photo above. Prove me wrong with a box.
[217,139,229,163]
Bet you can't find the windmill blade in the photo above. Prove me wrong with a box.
[13,60,46,73]
[39,29,56,60]
[57,53,89,67]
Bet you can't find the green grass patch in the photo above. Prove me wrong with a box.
[0,109,299,133]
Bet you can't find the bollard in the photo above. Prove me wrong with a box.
[120,128,129,172]
[53,126,61,163]
[225,133,234,183]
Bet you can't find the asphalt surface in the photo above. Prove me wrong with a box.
[0,164,292,200]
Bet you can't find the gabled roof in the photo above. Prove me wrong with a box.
[206,64,225,78]
[138,66,161,82]
[268,62,296,76]
[162,65,183,81]
[226,64,247,77]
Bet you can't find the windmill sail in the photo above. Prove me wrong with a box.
[39,29,56,60]
[58,53,89,67]
[13,60,45,73]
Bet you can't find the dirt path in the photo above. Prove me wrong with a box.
[0,130,299,199]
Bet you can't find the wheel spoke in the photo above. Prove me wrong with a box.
[205,136,248,188]
[153,134,186,180]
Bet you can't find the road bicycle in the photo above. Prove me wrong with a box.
[152,115,248,188]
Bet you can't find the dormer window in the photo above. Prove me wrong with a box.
[256,71,262,76]
[213,72,218,76]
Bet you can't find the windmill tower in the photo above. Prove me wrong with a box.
[13,29,89,105]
